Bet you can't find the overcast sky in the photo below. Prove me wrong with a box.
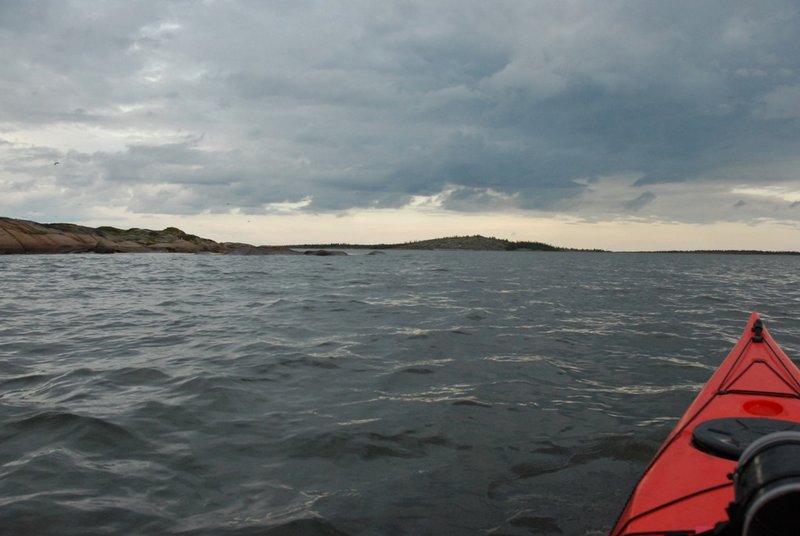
[2,0,800,249]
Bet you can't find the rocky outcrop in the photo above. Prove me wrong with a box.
[90,225,225,253]
[0,217,303,255]
[0,218,118,254]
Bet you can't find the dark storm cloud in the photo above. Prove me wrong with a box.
[2,0,800,222]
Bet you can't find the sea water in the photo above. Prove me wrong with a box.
[0,251,799,535]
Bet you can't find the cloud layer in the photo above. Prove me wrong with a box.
[2,0,800,228]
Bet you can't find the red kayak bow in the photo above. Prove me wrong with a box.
[610,313,800,536]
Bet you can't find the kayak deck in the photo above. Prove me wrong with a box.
[610,313,800,535]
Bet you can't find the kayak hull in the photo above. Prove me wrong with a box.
[610,313,800,536]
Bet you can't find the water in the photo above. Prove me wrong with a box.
[0,251,799,535]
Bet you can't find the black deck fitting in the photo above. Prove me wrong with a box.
[752,319,764,342]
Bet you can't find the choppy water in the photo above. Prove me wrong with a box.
[1,251,799,535]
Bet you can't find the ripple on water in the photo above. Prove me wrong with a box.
[1,252,800,535]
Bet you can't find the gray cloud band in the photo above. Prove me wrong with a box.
[1,0,800,223]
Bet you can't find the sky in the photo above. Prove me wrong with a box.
[2,0,800,250]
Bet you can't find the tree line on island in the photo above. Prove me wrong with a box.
[287,235,602,252]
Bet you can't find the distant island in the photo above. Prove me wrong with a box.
[286,235,594,252]
[0,216,797,255]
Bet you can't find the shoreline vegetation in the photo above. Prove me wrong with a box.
[0,216,797,255]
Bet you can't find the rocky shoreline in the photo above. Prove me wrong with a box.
[0,217,306,255]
